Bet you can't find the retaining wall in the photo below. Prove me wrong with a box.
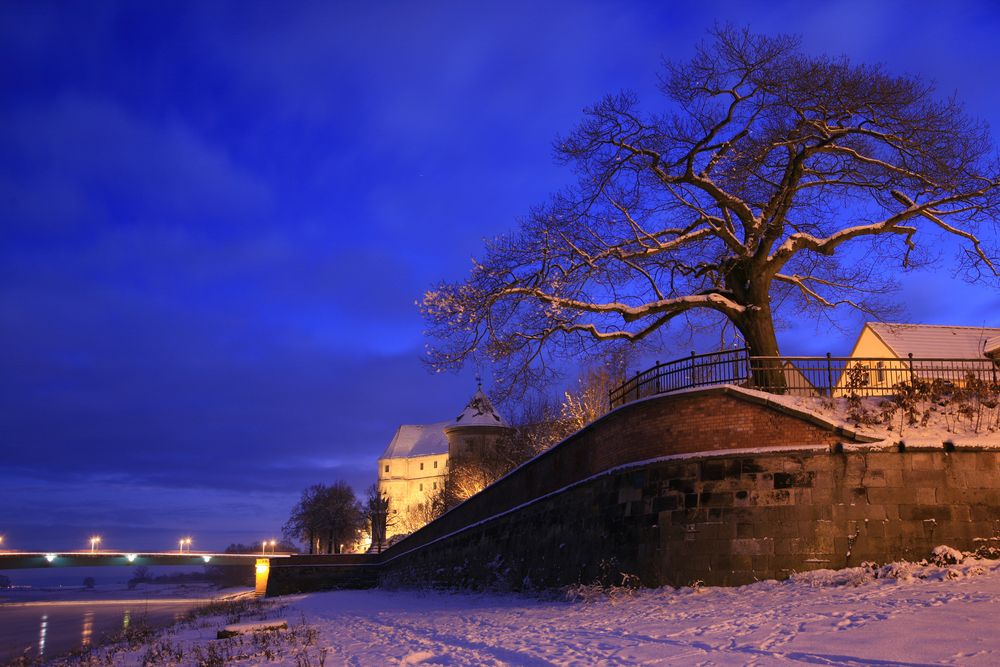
[268,387,1000,593]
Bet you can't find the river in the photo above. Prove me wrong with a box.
[0,567,250,664]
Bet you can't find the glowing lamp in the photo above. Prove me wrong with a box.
[44,553,57,562]
[125,554,137,562]
[202,555,212,563]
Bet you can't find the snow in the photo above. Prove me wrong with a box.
[449,389,508,428]
[57,551,1000,665]
[380,422,451,459]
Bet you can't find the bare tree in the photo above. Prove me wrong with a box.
[364,484,391,554]
[282,482,365,555]
[423,26,999,391]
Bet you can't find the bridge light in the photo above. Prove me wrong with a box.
[44,553,56,562]
[202,555,212,563]
[89,536,101,553]
[125,554,137,562]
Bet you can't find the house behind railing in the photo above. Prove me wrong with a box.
[609,322,1000,409]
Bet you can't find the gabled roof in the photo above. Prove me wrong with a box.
[986,335,1000,358]
[379,422,450,460]
[866,322,1000,359]
[450,388,508,428]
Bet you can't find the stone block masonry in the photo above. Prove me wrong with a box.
[268,386,1000,593]
[379,447,1000,589]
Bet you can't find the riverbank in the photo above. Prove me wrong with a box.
[0,585,252,664]
[26,547,1000,666]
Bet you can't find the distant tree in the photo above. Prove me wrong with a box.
[283,482,365,554]
[423,25,1000,393]
[364,484,391,554]
[82,576,95,589]
[559,349,632,433]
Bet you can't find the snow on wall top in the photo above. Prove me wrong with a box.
[450,389,508,428]
[380,422,451,460]
[866,322,1000,359]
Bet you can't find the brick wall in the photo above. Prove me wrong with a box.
[271,388,1000,593]
[382,387,862,562]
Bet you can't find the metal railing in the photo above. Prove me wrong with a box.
[608,349,1000,409]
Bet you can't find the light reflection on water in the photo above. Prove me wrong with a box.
[1,600,213,662]
[81,610,94,648]
[38,613,47,661]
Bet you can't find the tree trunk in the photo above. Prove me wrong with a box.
[307,529,314,555]
[736,294,786,392]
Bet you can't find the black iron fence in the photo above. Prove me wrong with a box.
[608,349,1000,409]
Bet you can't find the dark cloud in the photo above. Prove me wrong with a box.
[1,0,998,550]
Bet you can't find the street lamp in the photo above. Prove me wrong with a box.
[89,536,101,553]
[178,537,192,553]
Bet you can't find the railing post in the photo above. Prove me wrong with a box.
[826,352,834,398]
[908,352,915,384]
[655,360,661,394]
[689,351,696,389]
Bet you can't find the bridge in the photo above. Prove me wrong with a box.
[0,552,292,596]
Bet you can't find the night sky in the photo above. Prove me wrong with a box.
[2,1,999,552]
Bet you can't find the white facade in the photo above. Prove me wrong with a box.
[376,390,509,538]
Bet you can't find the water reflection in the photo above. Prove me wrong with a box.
[38,613,47,660]
[123,609,131,631]
[81,611,94,647]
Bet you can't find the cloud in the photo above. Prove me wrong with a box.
[0,94,271,237]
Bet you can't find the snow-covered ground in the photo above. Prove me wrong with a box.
[49,550,1000,666]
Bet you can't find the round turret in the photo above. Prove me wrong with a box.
[444,388,511,462]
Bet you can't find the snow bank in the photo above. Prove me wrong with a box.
[52,547,1000,666]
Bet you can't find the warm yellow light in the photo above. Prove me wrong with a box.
[255,562,269,575]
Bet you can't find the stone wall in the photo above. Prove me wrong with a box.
[267,554,379,595]
[382,387,866,561]
[268,387,1000,593]
[380,446,1000,589]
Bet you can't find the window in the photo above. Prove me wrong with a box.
[384,465,389,473]
[419,483,423,491]
[433,460,438,469]
[433,482,437,490]
[420,462,424,470]
[876,361,885,383]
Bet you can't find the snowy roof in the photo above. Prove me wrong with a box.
[987,335,1000,358]
[450,388,508,428]
[379,422,450,460]
[866,322,1000,359]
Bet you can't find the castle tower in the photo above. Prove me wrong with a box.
[444,387,511,463]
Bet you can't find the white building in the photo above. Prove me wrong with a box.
[837,322,1000,394]
[377,388,510,538]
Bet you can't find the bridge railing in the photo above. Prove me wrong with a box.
[608,349,1000,409]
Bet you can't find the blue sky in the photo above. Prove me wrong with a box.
[1,0,999,552]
